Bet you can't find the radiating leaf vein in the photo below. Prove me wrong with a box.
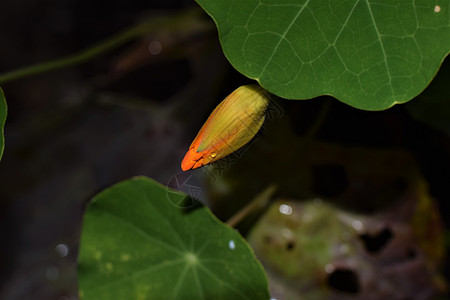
[99,209,185,256]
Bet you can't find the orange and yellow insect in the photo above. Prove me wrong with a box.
[181,84,269,171]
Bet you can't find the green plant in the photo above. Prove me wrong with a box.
[0,1,448,299]
[195,0,450,110]
[78,177,269,300]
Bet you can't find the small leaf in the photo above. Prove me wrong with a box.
[195,0,450,110]
[78,177,269,300]
[0,88,6,161]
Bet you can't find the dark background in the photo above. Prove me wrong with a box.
[0,0,448,299]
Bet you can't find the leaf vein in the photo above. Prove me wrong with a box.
[257,0,311,79]
[100,209,185,256]
[365,0,394,96]
[198,263,250,300]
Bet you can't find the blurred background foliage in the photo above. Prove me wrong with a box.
[0,0,449,299]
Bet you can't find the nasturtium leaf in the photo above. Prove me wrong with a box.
[0,88,6,161]
[78,177,269,300]
[195,0,450,110]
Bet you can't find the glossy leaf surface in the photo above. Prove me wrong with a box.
[78,177,269,300]
[195,0,450,110]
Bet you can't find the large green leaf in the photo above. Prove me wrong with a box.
[78,177,269,300]
[0,88,6,161]
[195,0,450,110]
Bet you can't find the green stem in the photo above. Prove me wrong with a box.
[0,25,145,84]
[226,184,277,228]
[0,8,203,84]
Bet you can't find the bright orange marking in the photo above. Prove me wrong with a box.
[181,130,206,171]
[181,121,238,171]
[181,146,205,171]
